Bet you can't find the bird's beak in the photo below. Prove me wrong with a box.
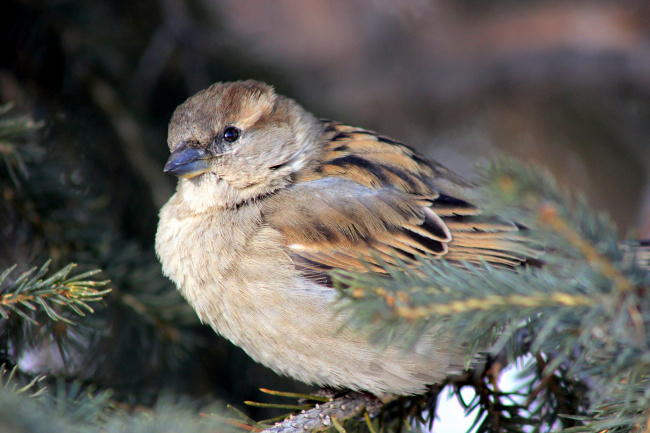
[164,143,211,178]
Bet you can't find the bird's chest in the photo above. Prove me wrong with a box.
[158,208,243,281]
[156,198,296,327]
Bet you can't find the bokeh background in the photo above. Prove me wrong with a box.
[1,0,649,423]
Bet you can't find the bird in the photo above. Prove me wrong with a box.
[155,80,536,396]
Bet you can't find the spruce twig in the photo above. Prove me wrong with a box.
[259,393,381,433]
[0,102,46,188]
[333,157,649,432]
[0,261,110,325]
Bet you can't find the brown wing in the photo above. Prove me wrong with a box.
[263,121,538,280]
[261,178,454,277]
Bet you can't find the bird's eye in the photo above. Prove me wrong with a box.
[223,126,240,143]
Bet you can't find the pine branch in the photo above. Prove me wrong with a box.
[0,261,110,325]
[0,364,47,398]
[333,157,650,432]
[258,393,380,433]
[0,261,111,374]
[0,363,230,433]
[0,102,46,188]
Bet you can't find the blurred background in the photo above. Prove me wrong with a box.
[1,0,649,423]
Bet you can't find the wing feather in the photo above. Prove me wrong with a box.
[263,122,538,281]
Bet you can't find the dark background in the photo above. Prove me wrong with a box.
[1,0,649,414]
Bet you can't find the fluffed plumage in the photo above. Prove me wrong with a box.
[155,80,536,396]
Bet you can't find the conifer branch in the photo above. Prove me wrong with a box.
[258,393,381,433]
[0,102,46,187]
[333,157,650,432]
[0,364,47,398]
[0,261,110,325]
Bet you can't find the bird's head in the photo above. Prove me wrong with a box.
[165,80,323,209]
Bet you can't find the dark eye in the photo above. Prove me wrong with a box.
[223,126,240,143]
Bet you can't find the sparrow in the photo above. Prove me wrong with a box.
[155,80,535,396]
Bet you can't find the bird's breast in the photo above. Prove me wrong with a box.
[156,193,296,321]
[155,190,467,395]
